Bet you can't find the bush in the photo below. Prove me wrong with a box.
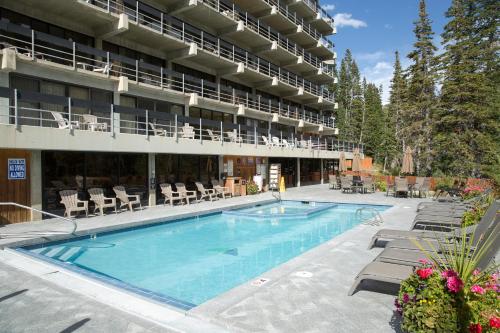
[375,180,387,192]
[435,176,455,192]
[462,206,485,227]
[246,182,259,195]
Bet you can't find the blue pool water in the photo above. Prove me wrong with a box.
[22,201,389,309]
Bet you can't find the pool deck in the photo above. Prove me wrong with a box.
[0,185,428,332]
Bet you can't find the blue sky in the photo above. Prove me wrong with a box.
[321,0,451,103]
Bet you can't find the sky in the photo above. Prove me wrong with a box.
[321,0,451,104]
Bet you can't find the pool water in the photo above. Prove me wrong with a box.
[222,200,336,218]
[23,201,389,309]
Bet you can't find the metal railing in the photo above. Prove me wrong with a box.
[0,23,336,126]
[83,0,335,93]
[0,89,362,154]
[0,202,77,235]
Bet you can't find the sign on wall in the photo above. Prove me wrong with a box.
[8,158,26,180]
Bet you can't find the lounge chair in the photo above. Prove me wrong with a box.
[299,140,310,149]
[262,136,273,147]
[113,186,142,211]
[82,114,107,132]
[59,190,88,217]
[362,177,375,193]
[368,200,499,249]
[175,183,197,205]
[282,139,295,148]
[88,188,117,215]
[195,182,218,201]
[159,183,184,205]
[149,122,167,136]
[328,175,337,189]
[349,204,500,296]
[51,111,80,130]
[180,124,195,139]
[207,129,220,141]
[340,176,352,193]
[394,177,409,197]
[226,130,242,143]
[93,63,112,75]
[212,180,231,198]
[272,137,284,147]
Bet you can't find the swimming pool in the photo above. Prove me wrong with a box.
[20,201,390,310]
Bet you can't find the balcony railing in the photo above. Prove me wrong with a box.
[0,22,336,126]
[84,0,334,95]
[0,87,362,154]
[262,0,335,50]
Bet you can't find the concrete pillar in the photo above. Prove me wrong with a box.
[184,102,189,117]
[30,150,42,221]
[218,155,224,181]
[296,158,301,187]
[148,153,156,207]
[320,158,324,184]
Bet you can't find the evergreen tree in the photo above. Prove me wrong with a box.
[363,83,385,162]
[434,0,499,180]
[388,51,408,163]
[405,0,438,175]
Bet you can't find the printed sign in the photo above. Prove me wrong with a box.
[8,158,26,180]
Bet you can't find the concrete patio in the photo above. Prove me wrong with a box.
[0,185,427,332]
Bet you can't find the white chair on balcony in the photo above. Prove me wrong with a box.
[207,129,220,141]
[272,136,284,147]
[180,124,195,139]
[262,136,273,147]
[93,63,112,75]
[226,130,242,143]
[50,111,80,130]
[82,114,107,132]
[282,139,295,148]
[148,122,167,136]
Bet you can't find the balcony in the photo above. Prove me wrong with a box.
[0,87,360,159]
[0,22,336,127]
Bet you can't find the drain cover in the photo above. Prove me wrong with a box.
[251,278,270,286]
[295,271,313,278]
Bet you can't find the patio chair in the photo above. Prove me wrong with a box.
[59,190,88,217]
[328,174,336,189]
[272,137,284,147]
[262,136,273,147]
[82,114,107,132]
[195,182,218,201]
[299,140,310,149]
[368,200,499,249]
[159,183,184,205]
[180,124,195,139]
[51,111,80,130]
[226,130,242,143]
[282,139,295,148]
[88,188,117,215]
[148,122,167,136]
[340,176,352,193]
[362,177,375,193]
[175,183,197,205]
[113,186,142,211]
[207,129,220,141]
[394,177,409,197]
[93,63,112,75]
[212,180,232,198]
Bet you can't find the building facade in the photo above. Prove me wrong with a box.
[0,0,362,223]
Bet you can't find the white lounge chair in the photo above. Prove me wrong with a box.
[51,111,80,130]
[262,136,273,147]
[272,137,284,147]
[282,139,295,148]
[181,124,195,139]
[93,63,112,75]
[226,130,242,143]
[113,186,142,211]
[175,183,197,205]
[82,114,107,132]
[149,122,167,136]
[207,129,220,141]
[212,180,232,198]
[195,182,219,201]
[159,183,184,205]
[59,190,88,217]
[88,188,117,215]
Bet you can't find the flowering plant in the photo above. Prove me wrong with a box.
[462,186,485,200]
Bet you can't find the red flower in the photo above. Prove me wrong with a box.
[469,323,482,333]
[490,317,500,329]
[416,268,433,279]
[446,275,464,293]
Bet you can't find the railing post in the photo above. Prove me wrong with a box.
[254,126,257,147]
[31,30,35,61]
[238,124,241,145]
[174,114,178,142]
[201,79,204,98]
[107,0,110,12]
[145,109,149,139]
[199,118,203,143]
[68,97,72,132]
[220,121,223,145]
[201,31,204,49]
[72,42,76,69]
[232,88,235,104]
[110,104,114,137]
[182,74,185,93]
[14,89,19,130]
[160,12,164,33]
[136,1,139,21]
[135,60,139,82]
[160,68,164,89]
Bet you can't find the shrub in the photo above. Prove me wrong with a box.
[246,182,259,195]
[375,180,387,192]
[462,185,485,200]
[462,206,485,227]
[435,176,455,192]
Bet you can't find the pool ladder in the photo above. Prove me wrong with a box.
[271,189,281,202]
[355,207,384,226]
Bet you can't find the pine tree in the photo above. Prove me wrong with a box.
[434,0,499,180]
[363,83,385,162]
[388,51,408,161]
[405,0,438,176]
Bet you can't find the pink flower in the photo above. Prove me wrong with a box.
[416,268,433,280]
[469,323,483,333]
[470,285,485,295]
[403,293,410,303]
[418,258,432,265]
[472,269,480,276]
[490,317,500,329]
[446,276,464,293]
[441,269,458,279]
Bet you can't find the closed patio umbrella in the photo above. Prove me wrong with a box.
[339,152,347,172]
[401,146,414,174]
[351,148,362,173]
